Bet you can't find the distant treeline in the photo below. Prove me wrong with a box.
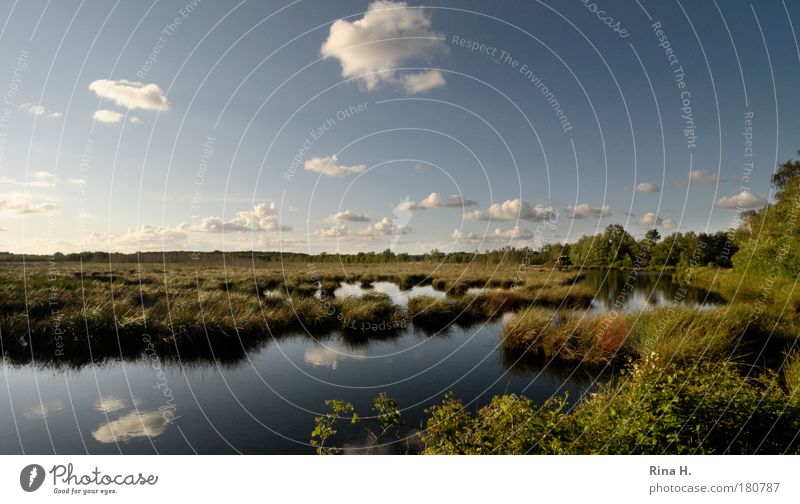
[12,146,800,271]
[0,228,737,270]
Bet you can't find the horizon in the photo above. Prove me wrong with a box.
[0,0,794,256]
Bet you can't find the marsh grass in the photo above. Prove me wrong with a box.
[503,304,797,367]
[784,351,800,402]
[334,293,406,333]
[407,296,463,330]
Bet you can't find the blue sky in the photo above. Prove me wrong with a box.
[0,0,798,254]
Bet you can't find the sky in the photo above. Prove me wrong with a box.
[0,0,799,255]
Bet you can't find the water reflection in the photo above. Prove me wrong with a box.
[94,396,128,414]
[304,343,365,369]
[582,270,724,313]
[92,410,170,443]
[334,281,446,307]
[24,401,65,420]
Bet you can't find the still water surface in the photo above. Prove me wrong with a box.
[0,271,722,454]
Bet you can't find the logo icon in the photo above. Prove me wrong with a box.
[20,464,45,492]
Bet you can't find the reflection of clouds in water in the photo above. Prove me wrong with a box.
[304,344,365,370]
[92,410,169,443]
[24,401,64,419]
[334,282,445,307]
[95,395,127,413]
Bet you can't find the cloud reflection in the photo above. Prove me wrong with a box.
[304,344,365,370]
[92,410,169,443]
[94,395,127,414]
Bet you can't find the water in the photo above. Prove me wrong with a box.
[333,281,446,306]
[0,271,722,454]
[583,270,725,313]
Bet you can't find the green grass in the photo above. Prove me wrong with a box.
[502,304,797,367]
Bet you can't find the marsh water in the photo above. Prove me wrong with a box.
[0,271,723,454]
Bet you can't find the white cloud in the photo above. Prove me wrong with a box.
[304,154,366,177]
[401,70,445,94]
[451,228,481,242]
[638,212,664,226]
[396,192,477,211]
[715,191,767,209]
[359,216,411,237]
[116,223,189,247]
[68,178,87,186]
[493,226,533,240]
[465,199,557,222]
[0,193,58,214]
[93,109,124,123]
[315,224,349,238]
[198,202,290,232]
[452,226,533,244]
[0,173,54,188]
[564,203,611,219]
[88,79,168,111]
[690,170,721,183]
[129,116,141,124]
[662,218,675,230]
[636,182,659,193]
[19,103,62,118]
[323,210,371,224]
[320,0,447,92]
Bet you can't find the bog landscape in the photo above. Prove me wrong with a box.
[1,1,799,457]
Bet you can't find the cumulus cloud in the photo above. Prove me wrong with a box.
[68,178,87,186]
[304,154,366,177]
[636,182,659,193]
[401,70,446,94]
[359,216,411,237]
[396,192,477,211]
[639,212,674,228]
[673,170,722,188]
[690,170,721,183]
[451,228,481,242]
[92,109,124,123]
[452,226,533,244]
[715,191,767,209]
[320,0,447,92]
[465,199,557,222]
[0,193,58,214]
[323,210,371,224]
[315,224,349,238]
[88,79,168,110]
[564,203,612,219]
[117,223,189,247]
[492,226,533,240]
[198,202,290,233]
